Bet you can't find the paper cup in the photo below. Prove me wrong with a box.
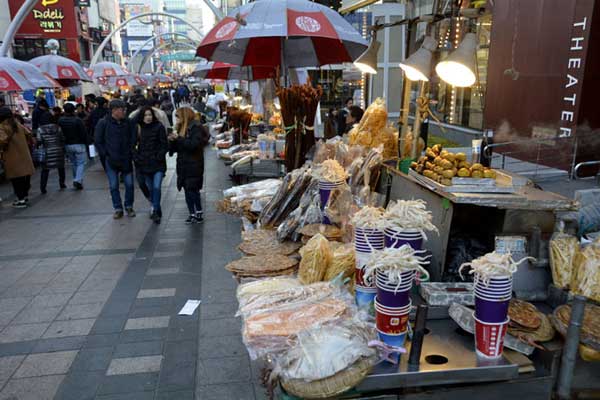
[376,308,410,334]
[474,313,510,359]
[375,298,412,314]
[355,253,375,288]
[377,285,411,308]
[474,295,511,323]
[377,329,408,349]
[355,286,377,308]
[385,228,424,250]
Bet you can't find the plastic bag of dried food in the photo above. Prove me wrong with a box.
[271,317,377,381]
[223,179,281,199]
[298,234,333,284]
[324,243,355,281]
[237,277,302,303]
[292,194,323,242]
[571,239,600,302]
[324,184,353,226]
[549,229,580,289]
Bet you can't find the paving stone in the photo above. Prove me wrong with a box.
[69,290,112,305]
[53,371,104,400]
[43,319,95,339]
[113,341,163,358]
[0,284,46,298]
[12,306,62,324]
[13,350,78,378]
[199,317,242,337]
[57,303,104,321]
[0,341,37,357]
[157,359,195,392]
[106,355,163,375]
[134,297,173,308]
[125,316,170,330]
[195,382,256,400]
[129,304,176,319]
[0,355,25,388]
[167,319,198,342]
[197,335,247,359]
[136,288,176,299]
[70,347,113,372]
[90,318,127,335]
[99,300,133,317]
[32,336,86,353]
[146,268,180,276]
[119,328,168,343]
[96,392,155,400]
[0,298,32,314]
[196,356,252,385]
[30,293,72,308]
[97,372,158,395]
[83,334,120,349]
[0,374,65,400]
[0,323,49,343]
[199,302,238,320]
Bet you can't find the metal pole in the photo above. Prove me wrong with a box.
[0,0,38,56]
[90,12,205,66]
[557,295,586,399]
[570,136,579,180]
[410,81,426,160]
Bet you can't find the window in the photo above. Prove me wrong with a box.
[13,39,68,61]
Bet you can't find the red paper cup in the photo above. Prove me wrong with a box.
[473,313,510,359]
[376,309,410,335]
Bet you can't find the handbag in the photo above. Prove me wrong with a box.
[32,145,46,164]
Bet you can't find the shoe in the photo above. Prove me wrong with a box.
[113,210,124,219]
[126,208,136,217]
[73,182,83,190]
[151,212,161,225]
[60,183,67,189]
[24,198,29,204]
[41,188,47,194]
[12,200,27,209]
[185,215,195,224]
[149,207,154,219]
[195,212,204,223]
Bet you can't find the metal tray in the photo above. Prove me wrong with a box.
[408,170,516,194]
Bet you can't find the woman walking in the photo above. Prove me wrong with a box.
[168,107,210,224]
[38,110,66,193]
[0,107,35,208]
[134,106,168,224]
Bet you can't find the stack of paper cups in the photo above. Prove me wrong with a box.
[473,274,512,358]
[354,227,384,308]
[376,269,415,308]
[375,297,411,348]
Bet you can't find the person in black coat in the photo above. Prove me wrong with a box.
[38,112,66,194]
[88,97,109,166]
[59,103,88,189]
[134,106,168,224]
[168,107,210,224]
[94,100,137,219]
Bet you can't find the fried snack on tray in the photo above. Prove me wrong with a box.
[299,224,342,240]
[552,303,600,352]
[508,299,542,330]
[225,254,298,275]
[241,229,278,243]
[298,234,333,284]
[238,238,302,256]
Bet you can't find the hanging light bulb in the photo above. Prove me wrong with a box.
[354,30,380,74]
[435,32,478,87]
[399,36,437,81]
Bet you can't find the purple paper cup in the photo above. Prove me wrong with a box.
[385,233,423,250]
[376,285,410,308]
[475,287,512,297]
[355,286,377,308]
[355,245,384,253]
[375,297,412,314]
[475,295,511,323]
[474,292,512,302]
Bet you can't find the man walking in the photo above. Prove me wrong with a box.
[94,100,137,219]
[59,103,87,190]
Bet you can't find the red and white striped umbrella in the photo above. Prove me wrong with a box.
[0,62,36,91]
[0,57,59,89]
[97,74,149,88]
[196,0,368,68]
[30,54,92,82]
[88,62,129,79]
[193,62,276,81]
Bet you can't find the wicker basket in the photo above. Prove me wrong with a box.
[280,356,376,399]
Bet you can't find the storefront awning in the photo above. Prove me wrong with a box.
[339,0,378,14]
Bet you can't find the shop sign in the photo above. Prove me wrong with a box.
[558,16,590,138]
[8,0,78,37]
[75,0,90,6]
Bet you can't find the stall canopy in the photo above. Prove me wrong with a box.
[193,62,276,81]
[0,57,59,89]
[87,62,129,79]
[97,74,148,88]
[196,0,368,68]
[30,55,92,82]
[0,61,36,91]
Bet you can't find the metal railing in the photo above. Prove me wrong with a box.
[573,160,600,180]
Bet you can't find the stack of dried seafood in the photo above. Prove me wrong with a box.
[507,299,554,348]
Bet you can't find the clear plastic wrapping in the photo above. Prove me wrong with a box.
[223,179,281,199]
[324,184,353,227]
[298,234,333,284]
[272,317,377,382]
[549,230,580,289]
[571,239,600,302]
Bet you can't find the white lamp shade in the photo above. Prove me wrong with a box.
[399,36,437,81]
[354,39,381,74]
[435,32,477,87]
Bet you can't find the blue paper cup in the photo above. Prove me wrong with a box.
[355,286,377,308]
[377,329,408,348]
[475,295,511,323]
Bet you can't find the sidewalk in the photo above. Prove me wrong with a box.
[0,151,266,399]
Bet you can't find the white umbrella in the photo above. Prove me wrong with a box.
[0,57,59,88]
[30,54,92,82]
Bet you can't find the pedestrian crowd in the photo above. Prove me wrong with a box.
[0,85,210,225]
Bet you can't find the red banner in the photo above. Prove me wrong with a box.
[8,0,79,38]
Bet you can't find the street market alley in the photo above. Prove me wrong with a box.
[0,150,266,400]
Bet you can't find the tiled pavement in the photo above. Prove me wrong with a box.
[0,151,269,399]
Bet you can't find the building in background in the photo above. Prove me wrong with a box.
[97,0,122,63]
[163,0,186,35]
[119,0,163,73]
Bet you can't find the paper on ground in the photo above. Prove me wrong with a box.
[178,300,201,315]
